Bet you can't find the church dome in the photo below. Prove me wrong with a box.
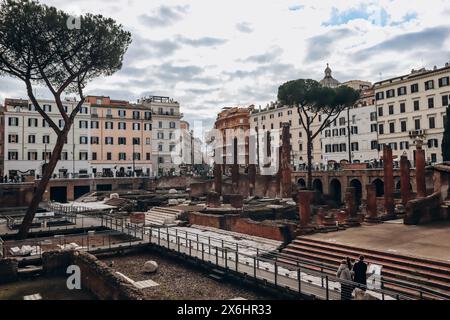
[319,63,340,88]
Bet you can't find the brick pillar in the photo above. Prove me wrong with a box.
[366,184,377,218]
[248,164,256,197]
[344,187,357,217]
[231,164,239,193]
[400,155,411,205]
[213,163,222,195]
[206,191,221,208]
[383,145,395,215]
[280,123,292,198]
[415,146,426,198]
[298,190,314,227]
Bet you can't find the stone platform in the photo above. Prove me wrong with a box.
[303,221,450,262]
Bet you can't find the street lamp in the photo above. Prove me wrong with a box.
[132,138,136,177]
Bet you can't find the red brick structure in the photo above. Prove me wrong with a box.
[206,191,221,208]
[383,145,395,216]
[229,194,244,208]
[248,164,256,196]
[344,187,357,217]
[298,190,314,226]
[400,155,411,205]
[365,184,377,218]
[415,145,426,198]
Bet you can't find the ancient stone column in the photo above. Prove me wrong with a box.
[298,190,314,227]
[280,123,292,198]
[415,146,426,198]
[400,155,411,205]
[248,164,256,197]
[383,145,395,216]
[344,187,357,217]
[366,184,377,218]
[231,164,239,193]
[213,163,222,195]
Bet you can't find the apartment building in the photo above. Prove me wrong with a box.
[374,63,450,164]
[180,120,204,170]
[0,105,5,178]
[85,96,153,176]
[139,96,182,176]
[2,98,91,179]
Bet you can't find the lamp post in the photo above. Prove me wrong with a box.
[132,139,136,177]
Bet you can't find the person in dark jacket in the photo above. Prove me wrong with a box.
[352,255,368,290]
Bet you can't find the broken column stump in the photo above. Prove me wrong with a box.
[365,184,382,223]
[344,187,360,226]
[229,194,244,209]
[383,145,396,218]
[415,145,426,198]
[206,192,221,208]
[400,155,411,206]
[297,190,316,232]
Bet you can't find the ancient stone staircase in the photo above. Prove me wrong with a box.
[144,207,183,227]
[278,237,450,300]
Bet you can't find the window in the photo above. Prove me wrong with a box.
[169,121,176,129]
[425,80,434,90]
[105,137,114,145]
[133,123,140,130]
[170,108,174,115]
[144,123,152,131]
[90,107,96,115]
[28,135,36,143]
[119,152,126,160]
[43,135,50,144]
[158,144,163,152]
[43,104,52,112]
[429,117,436,129]
[428,97,434,108]
[146,138,151,145]
[61,152,68,160]
[351,126,358,134]
[414,119,421,130]
[158,121,163,128]
[91,121,99,129]
[371,141,378,150]
[389,105,394,115]
[28,118,38,127]
[106,152,112,160]
[431,153,437,163]
[378,124,384,135]
[414,100,420,111]
[9,117,19,126]
[80,107,88,114]
[80,136,88,144]
[400,141,409,150]
[158,156,164,164]
[157,132,164,139]
[144,112,152,120]
[339,117,345,126]
[92,152,97,161]
[132,137,140,145]
[8,134,19,143]
[28,152,38,161]
[401,121,407,132]
[389,122,395,133]
[90,136,99,144]
[375,92,384,100]
[28,104,36,111]
[351,142,359,151]
[400,103,405,113]
[386,89,395,98]
[438,76,449,87]
[370,112,377,121]
[118,122,126,130]
[42,152,51,160]
[118,137,127,145]
[169,144,175,152]
[442,95,449,107]
[411,83,419,93]
[79,120,88,129]
[378,107,383,117]
[105,121,114,129]
[8,151,18,160]
[59,119,65,128]
[427,139,439,148]
[370,124,377,132]
[146,153,151,160]
[118,110,126,117]
[132,111,140,119]
[133,153,141,160]
[79,152,88,160]
[397,86,407,96]
[42,119,49,127]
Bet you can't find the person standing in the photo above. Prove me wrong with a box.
[353,255,368,290]
[337,259,354,300]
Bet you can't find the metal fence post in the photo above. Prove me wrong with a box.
[158,228,161,246]
[202,243,204,261]
[189,239,192,256]
[297,268,301,294]
[253,256,256,279]
[274,262,278,287]
[215,247,218,265]
[225,249,228,269]
[325,276,329,300]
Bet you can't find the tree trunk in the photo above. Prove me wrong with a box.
[307,135,313,190]
[17,130,68,239]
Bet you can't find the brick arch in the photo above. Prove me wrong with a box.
[312,178,323,193]
[297,178,306,189]
[372,178,384,197]
[329,178,342,204]
[349,178,363,208]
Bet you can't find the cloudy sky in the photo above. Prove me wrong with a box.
[1,0,450,128]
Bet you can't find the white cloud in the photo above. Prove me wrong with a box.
[1,0,450,127]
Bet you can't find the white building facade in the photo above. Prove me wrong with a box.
[3,98,91,178]
[374,63,450,164]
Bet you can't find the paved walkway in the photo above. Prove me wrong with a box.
[304,221,450,262]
